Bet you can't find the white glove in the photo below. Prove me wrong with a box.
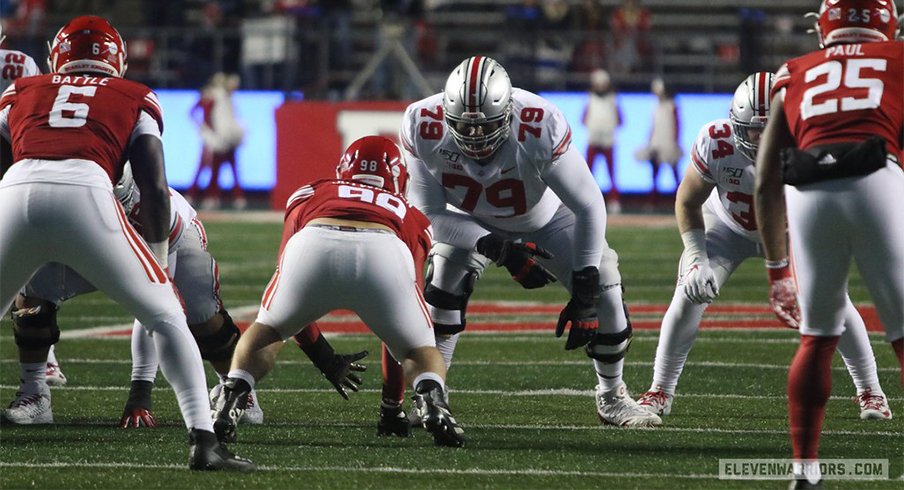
[683,256,719,304]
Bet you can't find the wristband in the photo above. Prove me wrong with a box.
[680,229,707,262]
[766,258,792,281]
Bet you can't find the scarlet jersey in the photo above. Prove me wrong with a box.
[0,73,163,181]
[281,179,433,263]
[774,41,903,160]
[689,118,758,241]
[1,48,41,93]
[400,88,572,233]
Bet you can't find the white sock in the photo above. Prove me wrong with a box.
[227,369,257,390]
[152,319,213,432]
[594,359,624,392]
[435,333,459,369]
[20,362,47,391]
[836,310,882,394]
[130,321,159,383]
[412,372,445,391]
[650,289,705,395]
[792,461,821,484]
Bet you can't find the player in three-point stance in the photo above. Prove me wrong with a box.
[376,56,659,434]
[0,15,253,470]
[636,72,892,421]
[212,136,465,448]
[754,1,903,487]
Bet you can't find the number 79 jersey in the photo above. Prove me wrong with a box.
[774,40,903,159]
[690,118,759,241]
[400,88,572,232]
[0,73,163,182]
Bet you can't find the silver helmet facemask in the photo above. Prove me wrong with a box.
[443,56,513,160]
[729,72,774,162]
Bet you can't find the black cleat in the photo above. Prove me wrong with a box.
[377,404,412,437]
[414,381,465,448]
[212,378,251,444]
[188,429,256,472]
[789,478,823,490]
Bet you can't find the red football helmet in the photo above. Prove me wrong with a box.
[48,16,127,77]
[336,136,409,195]
[813,0,899,47]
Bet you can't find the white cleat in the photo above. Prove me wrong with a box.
[242,390,264,425]
[2,388,53,425]
[209,382,262,425]
[856,389,892,420]
[637,387,674,416]
[596,383,662,427]
[45,362,68,387]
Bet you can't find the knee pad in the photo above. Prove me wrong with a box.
[424,243,486,336]
[193,309,240,362]
[11,303,61,350]
[585,324,633,364]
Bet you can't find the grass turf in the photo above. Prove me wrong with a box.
[1,219,901,489]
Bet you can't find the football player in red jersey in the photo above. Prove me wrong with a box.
[212,136,465,448]
[754,1,903,487]
[0,16,253,471]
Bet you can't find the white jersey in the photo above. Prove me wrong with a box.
[690,118,758,242]
[129,187,198,248]
[0,48,41,93]
[401,88,607,268]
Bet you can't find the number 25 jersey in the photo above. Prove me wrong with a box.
[400,88,573,233]
[774,40,902,161]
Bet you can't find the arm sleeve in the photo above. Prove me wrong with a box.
[689,124,717,183]
[541,144,606,269]
[406,149,489,249]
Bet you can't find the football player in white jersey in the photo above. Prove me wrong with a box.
[635,73,891,420]
[397,56,659,427]
[0,28,42,94]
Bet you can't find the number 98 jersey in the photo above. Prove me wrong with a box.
[774,40,903,160]
[400,88,573,233]
[690,118,759,241]
[0,73,163,182]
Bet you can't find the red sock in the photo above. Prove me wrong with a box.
[892,338,904,387]
[788,334,840,460]
[381,344,405,406]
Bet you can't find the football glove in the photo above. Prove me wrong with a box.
[556,266,601,350]
[767,260,800,329]
[475,234,556,289]
[318,350,368,400]
[120,406,157,428]
[683,256,719,304]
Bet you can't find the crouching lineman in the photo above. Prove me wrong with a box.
[383,56,659,429]
[212,136,465,447]
[636,72,892,420]
[0,15,252,470]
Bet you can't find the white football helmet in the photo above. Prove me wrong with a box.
[729,72,774,162]
[443,56,513,160]
[114,163,137,213]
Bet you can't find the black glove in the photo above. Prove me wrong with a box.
[556,266,601,350]
[475,234,556,289]
[297,332,368,400]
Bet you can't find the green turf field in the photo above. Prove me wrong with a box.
[1,218,901,489]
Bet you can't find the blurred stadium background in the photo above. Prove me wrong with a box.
[2,0,827,209]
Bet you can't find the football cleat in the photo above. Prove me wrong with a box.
[856,389,892,420]
[210,382,263,425]
[413,384,465,448]
[376,404,412,437]
[596,383,662,427]
[637,387,674,417]
[188,429,256,472]
[45,362,68,387]
[789,477,823,489]
[212,379,250,444]
[1,387,53,425]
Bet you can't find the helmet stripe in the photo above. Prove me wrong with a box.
[467,56,483,111]
[756,72,767,117]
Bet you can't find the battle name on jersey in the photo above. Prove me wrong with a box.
[50,74,112,86]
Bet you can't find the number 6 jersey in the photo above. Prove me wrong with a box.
[0,73,163,183]
[773,40,902,161]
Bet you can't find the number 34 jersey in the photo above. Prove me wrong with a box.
[400,88,573,233]
[283,179,433,263]
[774,40,902,160]
[690,118,759,242]
[0,73,163,182]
